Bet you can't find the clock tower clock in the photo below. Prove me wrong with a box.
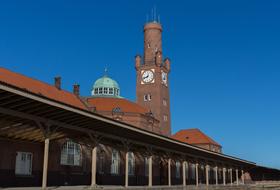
[135,21,171,136]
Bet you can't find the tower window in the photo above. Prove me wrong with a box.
[163,99,167,106]
[163,115,168,122]
[144,94,152,101]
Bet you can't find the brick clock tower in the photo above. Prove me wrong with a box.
[135,21,171,136]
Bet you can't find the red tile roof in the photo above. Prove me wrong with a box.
[85,97,149,114]
[0,67,87,110]
[172,128,221,147]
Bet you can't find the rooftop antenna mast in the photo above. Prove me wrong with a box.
[154,6,157,22]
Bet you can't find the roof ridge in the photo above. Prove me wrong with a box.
[0,67,76,96]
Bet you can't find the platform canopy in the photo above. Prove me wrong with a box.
[0,81,255,167]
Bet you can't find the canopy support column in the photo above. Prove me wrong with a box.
[148,155,153,187]
[215,166,218,185]
[195,163,199,186]
[91,146,97,187]
[223,168,226,185]
[236,169,239,185]
[206,165,209,186]
[42,138,49,190]
[168,158,171,186]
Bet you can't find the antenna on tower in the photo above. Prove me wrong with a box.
[154,6,157,22]
[146,6,160,23]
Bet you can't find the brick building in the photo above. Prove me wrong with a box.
[0,19,278,189]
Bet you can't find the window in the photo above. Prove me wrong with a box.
[163,115,168,122]
[128,152,135,176]
[94,88,98,95]
[163,99,167,106]
[98,87,103,94]
[176,161,181,178]
[60,140,81,166]
[104,88,108,94]
[98,150,105,174]
[191,164,196,180]
[144,157,149,176]
[15,152,32,175]
[185,162,189,180]
[109,88,113,94]
[144,94,152,101]
[111,149,120,175]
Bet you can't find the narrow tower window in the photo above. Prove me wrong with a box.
[163,115,168,122]
[144,94,152,101]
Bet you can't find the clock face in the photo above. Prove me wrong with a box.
[161,71,168,86]
[142,70,154,83]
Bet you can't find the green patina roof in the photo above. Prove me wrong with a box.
[93,75,119,89]
[91,75,121,98]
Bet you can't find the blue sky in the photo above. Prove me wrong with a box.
[0,0,280,169]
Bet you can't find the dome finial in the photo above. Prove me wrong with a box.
[104,66,108,77]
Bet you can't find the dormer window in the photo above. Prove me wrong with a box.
[104,88,108,94]
[99,87,103,94]
[94,88,98,95]
[109,88,113,95]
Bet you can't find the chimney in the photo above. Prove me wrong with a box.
[73,84,80,96]
[54,77,61,90]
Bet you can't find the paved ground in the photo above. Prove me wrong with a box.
[1,184,280,190]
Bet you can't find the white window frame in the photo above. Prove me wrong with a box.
[111,149,120,175]
[163,115,168,122]
[60,140,82,166]
[15,151,33,175]
[128,152,135,176]
[144,94,152,101]
[176,161,181,178]
[163,99,167,106]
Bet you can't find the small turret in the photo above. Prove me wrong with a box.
[135,55,141,71]
[164,58,171,72]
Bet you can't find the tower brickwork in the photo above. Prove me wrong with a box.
[135,22,171,136]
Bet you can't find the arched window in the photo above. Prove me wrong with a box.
[176,161,181,178]
[128,152,135,176]
[185,162,189,180]
[144,157,149,176]
[191,164,196,180]
[98,149,105,174]
[111,149,120,175]
[60,140,81,166]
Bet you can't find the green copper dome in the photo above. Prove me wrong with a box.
[91,75,121,98]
